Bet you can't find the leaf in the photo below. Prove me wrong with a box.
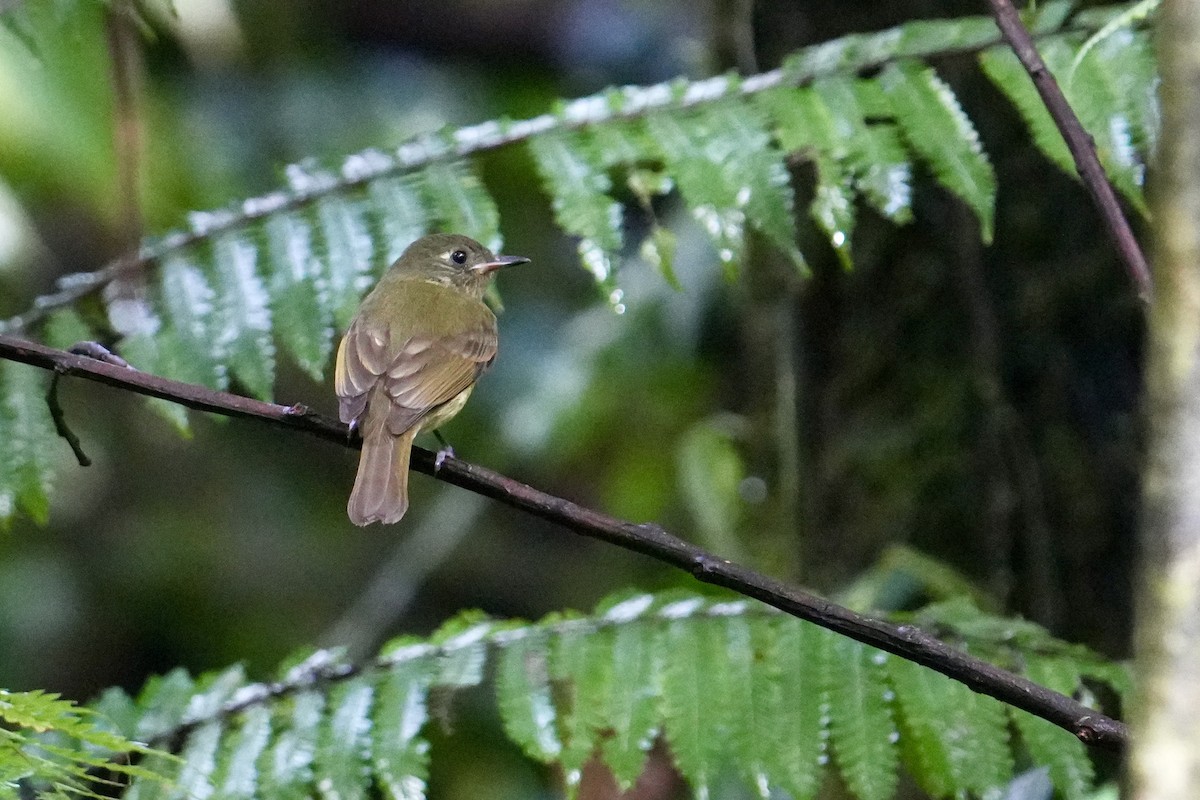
[432,616,493,690]
[530,131,624,286]
[316,678,374,800]
[1010,658,1095,800]
[880,60,996,242]
[211,233,275,399]
[169,721,223,800]
[826,638,898,800]
[549,621,606,793]
[759,84,857,266]
[888,657,1012,798]
[657,606,735,799]
[372,659,433,800]
[1041,36,1149,215]
[496,632,562,764]
[261,691,324,800]
[117,329,191,433]
[316,192,376,331]
[0,361,57,525]
[421,160,501,254]
[648,100,804,277]
[157,252,228,390]
[770,620,830,800]
[979,46,1074,177]
[367,175,429,265]
[264,212,334,382]
[214,705,272,800]
[599,621,659,790]
[132,669,197,742]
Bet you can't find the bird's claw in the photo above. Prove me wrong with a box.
[434,445,455,472]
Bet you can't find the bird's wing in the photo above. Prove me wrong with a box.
[335,288,497,434]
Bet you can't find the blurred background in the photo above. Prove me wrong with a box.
[0,0,1141,796]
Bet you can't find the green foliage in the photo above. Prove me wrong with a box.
[0,688,167,795]
[0,3,1158,526]
[46,591,1125,800]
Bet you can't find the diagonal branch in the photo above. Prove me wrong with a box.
[985,0,1154,301]
[0,333,1129,752]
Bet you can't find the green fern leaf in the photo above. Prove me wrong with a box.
[316,678,374,800]
[0,362,57,525]
[432,616,493,689]
[829,78,914,224]
[260,691,324,800]
[548,620,607,793]
[170,721,223,800]
[1010,658,1095,800]
[1045,35,1150,215]
[117,328,191,433]
[211,234,275,400]
[888,656,1012,798]
[366,175,429,266]
[496,632,562,764]
[530,131,624,286]
[598,619,659,789]
[130,669,196,742]
[265,213,334,382]
[979,47,1074,177]
[158,253,228,390]
[648,101,803,277]
[657,599,737,798]
[722,611,783,798]
[880,61,996,242]
[767,620,830,800]
[826,637,898,800]
[314,191,376,331]
[214,705,272,800]
[371,656,433,800]
[1082,27,1157,159]
[421,161,502,254]
[759,84,856,268]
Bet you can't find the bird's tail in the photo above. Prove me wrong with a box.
[348,424,416,526]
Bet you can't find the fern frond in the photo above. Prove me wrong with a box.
[879,60,996,242]
[0,362,55,525]
[530,131,624,287]
[0,688,167,797]
[826,638,898,800]
[0,6,1159,526]
[79,592,1125,800]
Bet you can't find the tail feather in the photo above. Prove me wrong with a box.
[348,426,415,526]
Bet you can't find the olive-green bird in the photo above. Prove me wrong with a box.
[335,233,528,526]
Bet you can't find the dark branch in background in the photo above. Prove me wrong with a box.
[985,0,1154,302]
[0,334,1129,753]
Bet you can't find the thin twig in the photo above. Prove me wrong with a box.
[45,371,91,467]
[985,0,1153,302]
[0,333,1129,752]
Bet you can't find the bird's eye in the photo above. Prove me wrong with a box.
[450,249,468,265]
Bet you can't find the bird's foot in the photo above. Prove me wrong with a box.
[434,445,455,472]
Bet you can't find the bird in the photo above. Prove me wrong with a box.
[335,233,528,525]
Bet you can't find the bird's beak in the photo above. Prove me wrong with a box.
[472,254,530,275]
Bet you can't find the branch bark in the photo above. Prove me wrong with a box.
[0,332,1128,752]
[984,0,1153,301]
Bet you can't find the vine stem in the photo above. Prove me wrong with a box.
[985,0,1153,301]
[0,333,1129,752]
